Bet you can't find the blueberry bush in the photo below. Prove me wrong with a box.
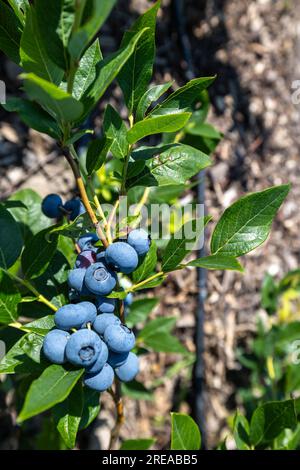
[0,0,293,450]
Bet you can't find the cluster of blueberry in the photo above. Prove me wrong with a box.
[42,194,151,392]
[41,193,85,221]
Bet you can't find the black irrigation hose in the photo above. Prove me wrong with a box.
[172,0,207,448]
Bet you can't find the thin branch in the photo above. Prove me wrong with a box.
[108,380,125,450]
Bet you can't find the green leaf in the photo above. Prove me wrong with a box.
[21,228,58,279]
[8,188,51,240]
[136,81,173,122]
[122,380,153,401]
[0,0,23,63]
[138,317,186,353]
[79,388,100,430]
[21,73,83,122]
[20,6,64,84]
[171,413,201,450]
[151,77,216,116]
[132,275,165,291]
[18,364,84,422]
[106,290,127,300]
[25,315,55,335]
[233,411,251,450]
[73,38,102,100]
[131,143,175,161]
[162,217,210,272]
[118,1,160,113]
[0,333,44,374]
[0,204,23,269]
[86,136,113,174]
[19,332,44,363]
[3,98,62,140]
[0,270,21,324]
[185,254,244,272]
[35,0,75,70]
[132,242,157,283]
[103,104,129,159]
[7,0,27,23]
[80,28,148,122]
[120,439,155,450]
[127,112,191,144]
[53,382,83,449]
[211,185,290,257]
[250,400,297,447]
[68,0,116,60]
[126,297,159,327]
[147,143,211,185]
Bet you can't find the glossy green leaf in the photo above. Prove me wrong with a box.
[79,388,100,430]
[3,98,62,140]
[18,364,84,422]
[211,185,290,257]
[233,411,251,450]
[8,189,51,241]
[136,81,173,122]
[0,204,23,270]
[0,333,44,374]
[118,1,160,113]
[0,0,23,63]
[80,28,147,121]
[148,143,211,185]
[20,6,64,84]
[35,0,75,70]
[131,143,175,161]
[19,332,44,363]
[126,297,159,327]
[53,382,83,449]
[127,112,191,144]
[73,39,102,100]
[162,217,210,272]
[185,254,243,272]
[86,136,113,174]
[250,400,297,446]
[103,104,128,159]
[138,317,186,353]
[171,413,201,450]
[7,0,27,23]
[132,242,157,283]
[0,270,21,324]
[21,228,58,279]
[25,315,55,335]
[120,439,155,450]
[69,0,116,60]
[151,77,215,116]
[122,380,153,401]
[21,73,83,122]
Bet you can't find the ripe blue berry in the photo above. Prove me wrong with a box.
[127,229,150,257]
[78,233,98,251]
[108,350,129,368]
[104,324,135,353]
[55,304,91,330]
[84,262,117,295]
[75,250,96,269]
[85,341,108,374]
[96,296,116,313]
[105,242,138,274]
[93,313,121,336]
[64,199,85,221]
[115,352,139,382]
[43,329,70,364]
[96,250,106,262]
[68,268,86,293]
[65,329,101,367]
[79,301,97,324]
[41,194,63,218]
[84,363,114,392]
